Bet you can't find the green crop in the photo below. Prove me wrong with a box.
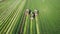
[0,0,60,34]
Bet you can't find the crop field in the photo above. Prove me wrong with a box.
[0,0,60,34]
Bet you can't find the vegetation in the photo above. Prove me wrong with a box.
[0,0,60,34]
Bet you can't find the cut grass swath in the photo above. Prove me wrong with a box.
[35,15,40,34]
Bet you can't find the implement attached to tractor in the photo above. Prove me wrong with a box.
[25,9,39,19]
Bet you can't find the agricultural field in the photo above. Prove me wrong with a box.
[0,0,60,34]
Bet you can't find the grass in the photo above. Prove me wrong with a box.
[0,0,60,34]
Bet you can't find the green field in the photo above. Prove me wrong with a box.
[0,0,60,34]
